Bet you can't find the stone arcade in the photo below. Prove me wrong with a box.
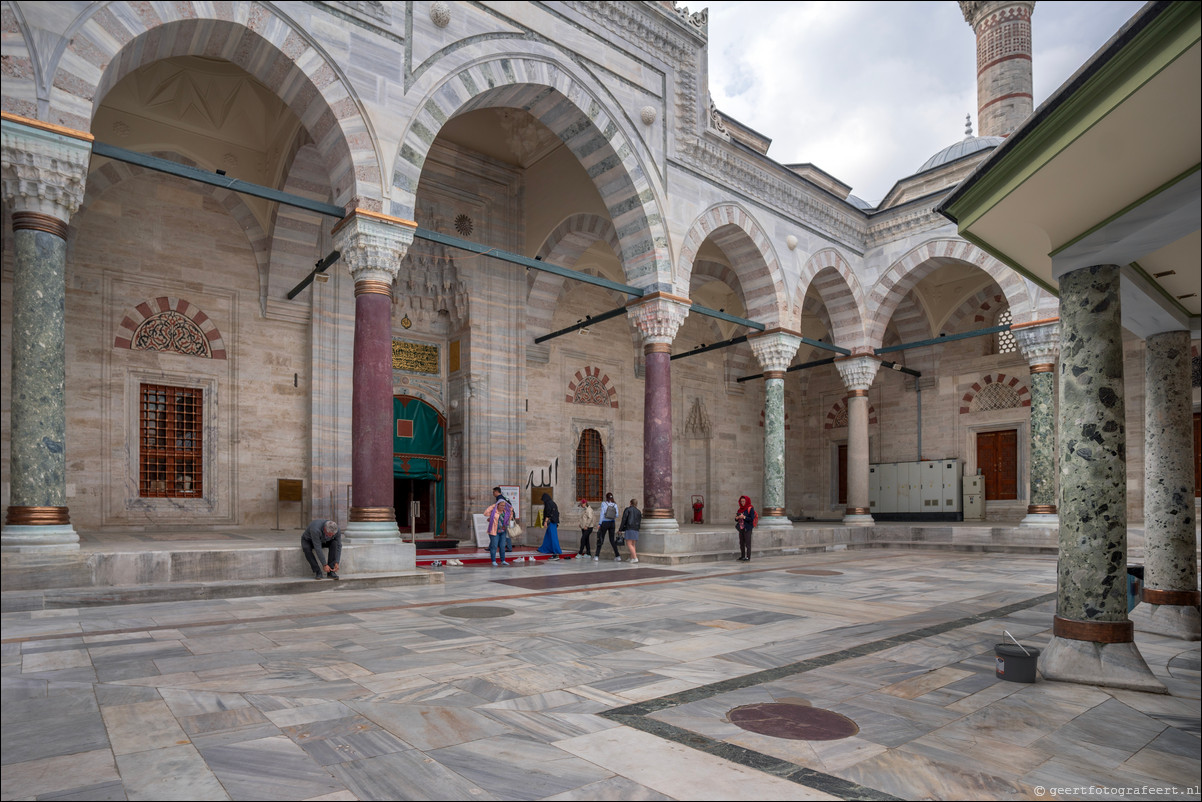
[2,1,1199,692]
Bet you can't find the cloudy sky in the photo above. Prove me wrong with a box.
[703,1,1145,204]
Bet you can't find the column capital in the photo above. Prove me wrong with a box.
[627,292,691,346]
[332,209,417,286]
[748,329,802,373]
[834,354,880,393]
[1,115,92,223]
[1011,318,1060,367]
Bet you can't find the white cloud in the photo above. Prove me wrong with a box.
[704,0,1145,204]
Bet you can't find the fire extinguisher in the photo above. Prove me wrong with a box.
[692,495,704,524]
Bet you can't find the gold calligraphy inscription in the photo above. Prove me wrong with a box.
[392,340,439,374]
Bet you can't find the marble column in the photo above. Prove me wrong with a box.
[1133,330,1199,640]
[331,210,414,543]
[1,116,91,552]
[1039,264,1162,692]
[835,355,880,525]
[1011,320,1060,527]
[749,330,802,527]
[627,293,690,539]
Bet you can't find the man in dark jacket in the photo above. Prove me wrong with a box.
[618,498,641,563]
[302,519,342,579]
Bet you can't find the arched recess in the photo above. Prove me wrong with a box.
[943,286,1009,335]
[528,214,625,336]
[71,155,270,303]
[866,239,1034,349]
[395,48,670,288]
[33,3,377,208]
[797,248,868,351]
[393,395,447,538]
[678,204,787,324]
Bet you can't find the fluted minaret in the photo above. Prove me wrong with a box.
[960,1,1036,137]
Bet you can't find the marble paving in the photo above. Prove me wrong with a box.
[2,550,1198,801]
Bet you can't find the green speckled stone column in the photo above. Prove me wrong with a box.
[1138,330,1200,640]
[2,117,89,552]
[749,331,801,526]
[1012,320,1059,526]
[1040,264,1161,692]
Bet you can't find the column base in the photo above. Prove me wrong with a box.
[1130,603,1201,641]
[343,521,401,544]
[1039,636,1165,693]
[842,513,875,525]
[758,514,793,529]
[641,517,680,538]
[1020,512,1059,527]
[0,524,80,553]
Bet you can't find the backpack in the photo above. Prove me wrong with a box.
[602,502,616,521]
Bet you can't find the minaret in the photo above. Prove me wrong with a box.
[959,1,1036,137]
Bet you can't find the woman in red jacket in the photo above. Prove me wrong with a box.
[735,495,757,562]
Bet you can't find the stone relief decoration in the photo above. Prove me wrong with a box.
[392,339,439,375]
[567,366,618,409]
[640,106,658,126]
[708,95,729,135]
[429,1,451,27]
[115,297,226,359]
[395,223,468,324]
[671,3,709,32]
[824,400,877,430]
[684,397,711,438]
[961,374,1031,414]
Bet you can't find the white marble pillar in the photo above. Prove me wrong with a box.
[331,210,414,544]
[1011,320,1060,527]
[749,330,802,527]
[1039,264,1162,692]
[1,116,91,552]
[1134,330,1199,640]
[835,355,880,525]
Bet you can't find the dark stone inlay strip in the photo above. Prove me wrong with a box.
[439,606,514,619]
[489,567,687,590]
[786,569,844,576]
[600,591,1057,800]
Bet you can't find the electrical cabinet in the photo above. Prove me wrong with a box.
[869,459,964,519]
[963,474,984,521]
[877,462,897,513]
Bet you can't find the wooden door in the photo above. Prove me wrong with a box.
[976,430,1018,500]
[837,444,848,505]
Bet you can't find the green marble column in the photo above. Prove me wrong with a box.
[1039,264,1161,691]
[1137,330,1200,640]
[749,331,801,526]
[1012,321,1059,526]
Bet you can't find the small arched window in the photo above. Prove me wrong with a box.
[575,429,604,502]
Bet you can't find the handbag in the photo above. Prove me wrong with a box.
[508,519,523,538]
[615,532,626,546]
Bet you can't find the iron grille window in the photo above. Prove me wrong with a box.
[140,384,203,498]
[996,309,1017,354]
[575,429,604,502]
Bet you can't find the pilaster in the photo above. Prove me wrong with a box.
[1,115,91,552]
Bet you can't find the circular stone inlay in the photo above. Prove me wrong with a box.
[728,703,858,741]
[440,606,514,619]
[786,569,843,576]
[1167,650,1199,680]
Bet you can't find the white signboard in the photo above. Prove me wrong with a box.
[471,513,489,547]
[499,485,521,518]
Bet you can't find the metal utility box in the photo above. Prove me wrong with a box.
[963,474,984,521]
[941,460,962,512]
[877,462,897,513]
[869,465,878,512]
[869,459,964,520]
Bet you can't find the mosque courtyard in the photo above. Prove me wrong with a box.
[2,545,1198,801]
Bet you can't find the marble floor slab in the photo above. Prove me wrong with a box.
[2,549,1197,801]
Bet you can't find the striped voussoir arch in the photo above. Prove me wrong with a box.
[678,204,785,324]
[566,366,619,409]
[866,239,1032,347]
[800,249,868,350]
[824,398,877,430]
[45,2,373,208]
[72,154,270,297]
[115,296,227,360]
[528,214,625,336]
[395,56,668,287]
[960,373,1031,414]
[944,287,1008,335]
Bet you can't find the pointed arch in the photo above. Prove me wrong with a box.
[678,203,786,324]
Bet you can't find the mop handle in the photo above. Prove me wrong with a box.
[1003,630,1031,656]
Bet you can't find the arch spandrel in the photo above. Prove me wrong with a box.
[32,2,376,209]
[866,238,1034,349]
[395,48,671,292]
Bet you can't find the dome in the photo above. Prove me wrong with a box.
[918,135,1004,172]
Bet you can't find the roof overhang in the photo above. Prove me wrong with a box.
[939,1,1201,338]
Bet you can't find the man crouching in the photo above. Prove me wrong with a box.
[302,519,342,580]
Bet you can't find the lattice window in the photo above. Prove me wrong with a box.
[970,382,1021,412]
[996,309,1017,355]
[140,384,203,498]
[575,429,604,502]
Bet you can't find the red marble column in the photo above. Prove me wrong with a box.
[643,343,673,517]
[351,281,396,522]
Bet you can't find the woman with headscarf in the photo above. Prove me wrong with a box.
[735,495,757,561]
[537,492,563,559]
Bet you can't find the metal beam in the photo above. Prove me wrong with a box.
[874,324,1010,355]
[92,141,347,219]
[534,306,629,344]
[671,335,748,361]
[691,306,764,331]
[801,336,851,355]
[286,250,342,301]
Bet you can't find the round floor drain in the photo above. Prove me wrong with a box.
[786,569,843,576]
[440,606,514,618]
[728,703,858,740]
